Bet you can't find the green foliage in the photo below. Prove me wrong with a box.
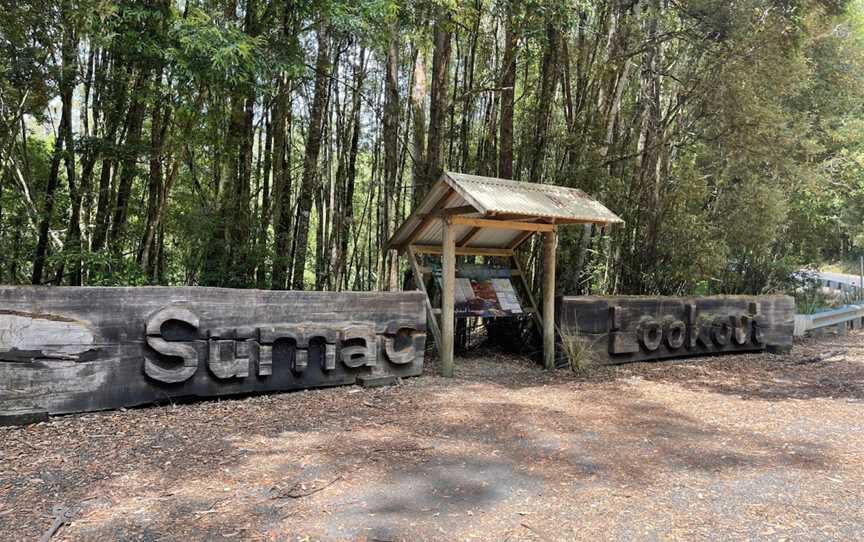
[793,268,837,313]
[2,0,864,297]
[168,6,266,87]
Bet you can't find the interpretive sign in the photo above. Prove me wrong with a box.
[0,287,426,423]
[557,295,794,365]
[432,263,523,317]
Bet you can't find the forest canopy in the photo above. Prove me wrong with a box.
[1,0,863,295]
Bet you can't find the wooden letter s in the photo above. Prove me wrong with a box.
[144,307,200,384]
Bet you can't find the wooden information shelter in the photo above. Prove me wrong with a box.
[388,172,622,375]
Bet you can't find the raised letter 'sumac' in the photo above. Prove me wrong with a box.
[144,306,423,384]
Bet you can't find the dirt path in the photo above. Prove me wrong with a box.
[3,333,864,541]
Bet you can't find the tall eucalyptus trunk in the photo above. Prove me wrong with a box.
[291,22,331,290]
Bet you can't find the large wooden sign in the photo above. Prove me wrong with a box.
[0,287,426,423]
[557,295,794,365]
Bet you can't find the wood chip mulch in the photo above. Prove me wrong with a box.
[2,331,863,541]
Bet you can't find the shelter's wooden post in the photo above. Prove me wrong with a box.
[441,217,456,377]
[543,227,558,370]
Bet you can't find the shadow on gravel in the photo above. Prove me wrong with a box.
[55,381,836,541]
[437,344,864,403]
[7,335,858,541]
[634,347,864,402]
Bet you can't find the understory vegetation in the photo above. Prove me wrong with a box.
[2,0,864,295]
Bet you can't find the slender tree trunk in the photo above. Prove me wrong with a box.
[335,48,367,290]
[498,1,517,179]
[90,49,130,254]
[315,182,326,290]
[138,103,170,276]
[425,14,452,194]
[410,47,427,206]
[291,23,331,290]
[32,21,76,284]
[108,72,149,252]
[255,109,273,288]
[270,77,293,289]
[57,28,80,285]
[269,3,295,289]
[459,6,480,172]
[90,155,114,252]
[382,35,400,290]
[528,19,561,184]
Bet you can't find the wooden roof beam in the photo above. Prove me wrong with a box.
[401,188,455,249]
[430,205,479,217]
[488,213,551,222]
[507,230,536,250]
[457,227,482,247]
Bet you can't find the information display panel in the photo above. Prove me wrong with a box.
[433,262,523,318]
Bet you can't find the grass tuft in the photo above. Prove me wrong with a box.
[557,326,598,373]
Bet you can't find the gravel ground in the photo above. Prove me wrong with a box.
[2,331,863,541]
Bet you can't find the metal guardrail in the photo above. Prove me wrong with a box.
[819,278,863,294]
[794,304,864,337]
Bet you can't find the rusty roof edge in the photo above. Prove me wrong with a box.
[388,172,625,250]
[483,208,624,224]
[445,171,623,224]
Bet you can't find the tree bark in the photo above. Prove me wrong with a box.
[528,19,561,184]
[138,103,170,277]
[57,25,81,285]
[32,18,77,285]
[255,108,273,288]
[291,22,331,290]
[270,77,292,289]
[382,34,400,290]
[335,47,367,290]
[108,72,149,252]
[498,2,517,179]
[410,47,427,206]
[424,14,451,195]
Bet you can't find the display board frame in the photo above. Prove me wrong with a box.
[406,246,543,354]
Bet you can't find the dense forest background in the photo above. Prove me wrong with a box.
[2,0,863,295]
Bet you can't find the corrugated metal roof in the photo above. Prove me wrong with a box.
[387,171,623,251]
[444,172,623,223]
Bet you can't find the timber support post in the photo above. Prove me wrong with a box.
[543,226,558,370]
[440,216,456,377]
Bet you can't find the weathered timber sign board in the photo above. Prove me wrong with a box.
[0,287,426,423]
[557,295,794,365]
